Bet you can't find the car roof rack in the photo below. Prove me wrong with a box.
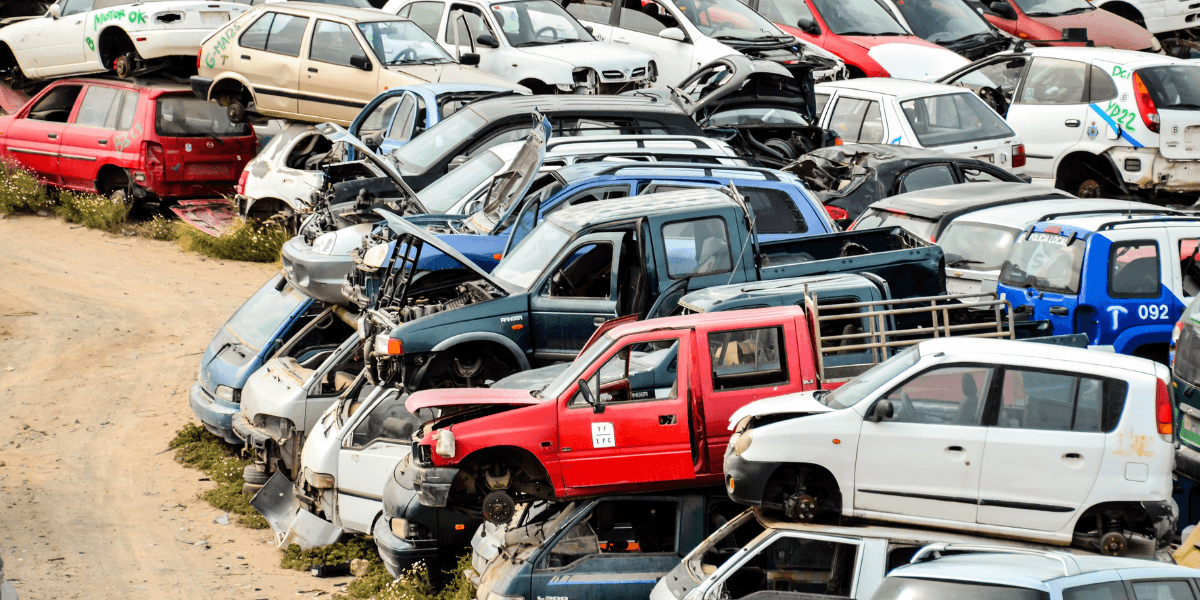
[1095,216,1200,231]
[1039,208,1181,222]
[593,163,784,180]
[910,544,1079,576]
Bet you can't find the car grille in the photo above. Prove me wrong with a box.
[602,70,625,80]
[631,67,646,78]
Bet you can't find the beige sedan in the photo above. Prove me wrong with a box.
[190,3,524,125]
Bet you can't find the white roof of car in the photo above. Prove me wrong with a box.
[917,337,1157,375]
[253,2,400,22]
[1042,212,1200,233]
[891,552,1191,589]
[816,78,969,100]
[949,198,1172,230]
[1015,47,1191,69]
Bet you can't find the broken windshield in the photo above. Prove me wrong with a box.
[998,231,1085,294]
[490,222,572,289]
[224,276,308,352]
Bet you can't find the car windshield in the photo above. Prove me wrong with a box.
[539,334,617,399]
[900,93,1015,147]
[677,0,787,42]
[1012,0,1093,16]
[223,276,309,352]
[490,222,573,289]
[706,107,809,126]
[894,0,991,43]
[393,108,487,172]
[1137,66,1200,110]
[821,346,919,409]
[492,0,595,46]
[358,20,454,65]
[156,96,250,138]
[873,577,1049,600]
[998,230,1086,294]
[939,222,1021,270]
[811,0,908,36]
[851,210,937,240]
[418,151,506,213]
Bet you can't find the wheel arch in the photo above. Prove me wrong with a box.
[1055,150,1126,195]
[762,461,849,513]
[455,444,556,494]
[1098,1,1145,26]
[243,196,295,220]
[97,25,135,67]
[431,333,531,371]
[94,164,131,194]
[518,78,554,95]
[209,74,256,107]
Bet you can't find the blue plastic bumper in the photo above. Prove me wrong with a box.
[188,381,241,445]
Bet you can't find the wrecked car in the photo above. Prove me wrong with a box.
[469,492,739,600]
[375,456,481,579]
[786,144,1030,223]
[724,337,1178,554]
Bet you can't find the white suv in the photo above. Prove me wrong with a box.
[723,337,1178,555]
[940,47,1200,199]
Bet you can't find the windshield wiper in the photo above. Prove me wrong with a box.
[841,30,906,36]
[518,38,578,46]
[386,57,447,65]
[1060,6,1092,14]
[814,389,832,406]
[947,259,984,268]
[1024,11,1057,16]
[202,132,225,145]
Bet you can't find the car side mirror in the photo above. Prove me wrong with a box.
[796,16,820,35]
[867,400,893,423]
[350,55,372,71]
[658,27,686,42]
[476,34,500,48]
[989,1,1016,19]
[460,52,481,66]
[577,378,604,413]
[448,155,470,171]
[584,25,593,33]
[47,3,61,18]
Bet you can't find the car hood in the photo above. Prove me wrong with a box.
[516,42,651,71]
[671,54,820,123]
[405,387,542,413]
[1036,12,1154,50]
[843,35,942,50]
[863,42,970,80]
[463,115,550,234]
[728,390,834,428]
[376,208,515,293]
[384,63,526,91]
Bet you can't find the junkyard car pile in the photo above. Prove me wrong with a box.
[11,0,1200,595]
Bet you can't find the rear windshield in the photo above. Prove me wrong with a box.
[939,222,1022,270]
[900,93,1014,147]
[156,97,250,138]
[223,275,309,352]
[998,231,1085,294]
[1137,66,1200,110]
[873,577,1048,600]
[852,210,936,240]
[394,109,487,171]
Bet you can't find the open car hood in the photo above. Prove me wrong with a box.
[376,209,516,294]
[405,387,542,414]
[728,390,833,429]
[314,122,425,214]
[670,55,823,124]
[464,114,551,234]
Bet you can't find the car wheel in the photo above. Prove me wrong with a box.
[226,101,247,124]
[109,188,130,205]
[1076,178,1103,198]
[481,490,516,524]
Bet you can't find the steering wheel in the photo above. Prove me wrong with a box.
[535,26,562,40]
[553,272,577,296]
[977,85,1009,116]
[393,48,417,63]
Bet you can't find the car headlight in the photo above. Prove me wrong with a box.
[311,231,338,255]
[390,518,429,540]
[304,468,335,489]
[733,429,753,456]
[362,243,390,269]
[215,385,239,403]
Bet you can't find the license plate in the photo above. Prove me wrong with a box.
[1183,412,1200,445]
[973,154,994,163]
[186,163,231,178]
[200,11,229,26]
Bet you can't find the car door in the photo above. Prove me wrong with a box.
[1101,234,1173,350]
[529,232,625,362]
[4,83,85,184]
[1171,230,1200,314]
[976,364,1109,532]
[557,331,696,488]
[337,389,418,534]
[855,363,993,523]
[235,11,310,117]
[610,0,694,82]
[57,83,138,190]
[443,3,506,74]
[823,93,887,144]
[27,0,91,75]
[299,19,378,123]
[1006,56,1089,180]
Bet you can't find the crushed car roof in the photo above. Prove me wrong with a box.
[868,182,1073,222]
[546,186,741,232]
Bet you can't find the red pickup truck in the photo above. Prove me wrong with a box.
[404,296,1018,523]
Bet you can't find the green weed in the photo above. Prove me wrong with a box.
[370,554,474,600]
[128,214,177,241]
[174,217,289,263]
[0,163,48,216]
[54,190,130,233]
[169,424,268,529]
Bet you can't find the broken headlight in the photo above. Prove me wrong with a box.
[733,430,753,456]
[390,518,430,540]
[304,468,335,489]
[215,385,239,403]
[361,243,390,269]
[311,231,338,255]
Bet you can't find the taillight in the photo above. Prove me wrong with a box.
[236,169,249,196]
[1012,143,1026,168]
[1156,377,1173,439]
[144,141,164,177]
[1133,72,1160,133]
[196,47,202,70]
[824,205,848,221]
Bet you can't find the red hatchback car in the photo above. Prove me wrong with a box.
[0,78,255,203]
[969,0,1156,51]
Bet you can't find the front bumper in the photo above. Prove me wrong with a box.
[188,381,240,445]
[723,452,779,507]
[1139,0,1200,34]
[190,75,213,101]
[411,465,458,508]
[372,515,438,578]
[232,411,274,450]
[280,236,355,305]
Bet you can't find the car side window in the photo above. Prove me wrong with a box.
[546,242,614,299]
[961,166,1006,183]
[347,391,419,448]
[1182,239,1200,297]
[61,0,96,17]
[618,0,677,34]
[815,92,829,119]
[572,337,681,406]
[995,369,1108,432]
[951,57,1028,98]
[1064,582,1130,600]
[663,217,732,279]
[74,85,121,129]
[828,97,882,144]
[743,188,808,234]
[360,96,402,136]
[1109,241,1161,299]
[266,13,309,56]
[466,125,532,157]
[898,164,956,194]
[1018,57,1088,105]
[1089,64,1118,103]
[450,4,493,45]
[388,94,419,141]
[404,1,444,37]
[879,365,995,426]
[239,12,274,50]
[1131,581,1197,600]
[26,85,83,123]
[542,499,678,569]
[717,535,858,599]
[709,326,788,391]
[310,19,366,66]
[564,0,613,23]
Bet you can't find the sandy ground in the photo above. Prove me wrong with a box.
[0,216,355,599]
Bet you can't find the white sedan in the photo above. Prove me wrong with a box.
[816,78,1026,175]
[0,0,247,83]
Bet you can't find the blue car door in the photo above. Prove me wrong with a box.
[529,232,627,362]
[1097,232,1173,354]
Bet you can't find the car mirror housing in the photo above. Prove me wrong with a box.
[476,34,500,48]
[350,55,372,71]
[460,52,481,66]
[577,379,604,414]
[989,1,1017,19]
[47,3,61,18]
[658,27,686,42]
[447,155,470,171]
[796,16,820,35]
[867,400,893,423]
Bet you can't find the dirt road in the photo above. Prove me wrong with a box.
[0,216,354,599]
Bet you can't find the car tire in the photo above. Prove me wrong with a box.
[109,188,130,205]
[226,101,247,124]
[243,465,269,485]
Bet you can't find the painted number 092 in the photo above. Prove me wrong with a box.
[1138,303,1169,320]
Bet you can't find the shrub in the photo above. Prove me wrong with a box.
[0,163,48,216]
[175,217,289,263]
[128,214,178,241]
[54,190,130,233]
[169,424,269,529]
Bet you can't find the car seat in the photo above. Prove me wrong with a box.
[954,372,980,425]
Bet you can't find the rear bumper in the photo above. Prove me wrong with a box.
[411,465,458,508]
[372,515,438,578]
[1137,0,1200,34]
[188,381,240,445]
[1109,148,1200,193]
[190,76,213,101]
[281,236,354,305]
[137,178,238,201]
[723,452,778,507]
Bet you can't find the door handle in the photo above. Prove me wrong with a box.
[1064,453,1082,459]
[946,445,964,452]
[1065,119,1081,127]
[659,415,677,425]
[97,139,107,145]
[1049,306,1068,315]
[47,133,57,139]
[240,55,250,60]
[593,316,606,326]
[308,67,318,73]
[613,37,630,44]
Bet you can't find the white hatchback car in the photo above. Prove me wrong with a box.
[939,47,1200,198]
[0,0,247,83]
[816,78,1026,175]
[384,0,655,94]
[723,337,1178,552]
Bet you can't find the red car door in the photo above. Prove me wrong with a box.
[57,83,141,191]
[3,83,84,184]
[557,330,696,490]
